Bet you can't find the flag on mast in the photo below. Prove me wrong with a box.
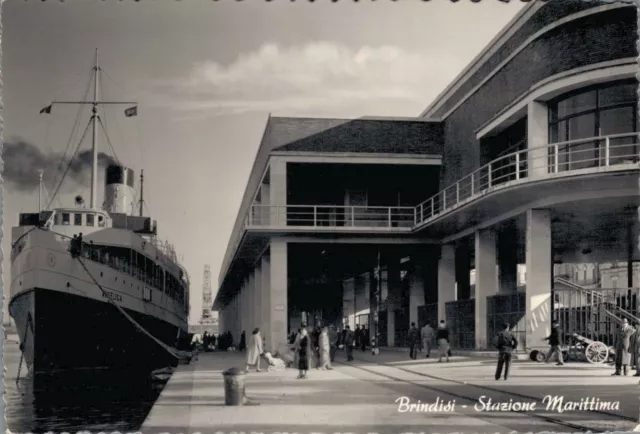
[39,105,52,114]
[124,106,138,117]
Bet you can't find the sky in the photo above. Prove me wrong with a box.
[1,0,526,324]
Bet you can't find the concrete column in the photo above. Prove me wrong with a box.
[259,184,270,226]
[409,267,425,327]
[261,254,271,350]
[247,273,255,332]
[219,307,225,333]
[498,225,518,293]
[255,264,263,331]
[343,278,355,328]
[527,101,549,178]
[269,158,287,226]
[455,240,471,300]
[355,274,368,320]
[525,209,553,351]
[268,239,288,353]
[438,244,456,324]
[475,228,498,350]
[386,256,401,347]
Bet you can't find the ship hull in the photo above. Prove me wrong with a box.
[10,287,184,376]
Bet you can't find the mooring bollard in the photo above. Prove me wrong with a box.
[222,367,247,406]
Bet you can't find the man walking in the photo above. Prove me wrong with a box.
[436,320,450,363]
[421,321,435,358]
[361,325,369,352]
[543,321,564,365]
[407,322,420,360]
[328,325,339,364]
[344,325,355,362]
[495,322,518,380]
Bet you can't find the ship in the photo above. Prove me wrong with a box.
[8,50,191,378]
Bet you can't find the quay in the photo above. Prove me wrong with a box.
[141,350,639,434]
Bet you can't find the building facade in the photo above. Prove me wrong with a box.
[214,0,639,354]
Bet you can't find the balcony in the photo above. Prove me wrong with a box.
[245,205,416,232]
[220,133,639,285]
[415,132,639,228]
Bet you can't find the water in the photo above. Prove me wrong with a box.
[4,340,169,433]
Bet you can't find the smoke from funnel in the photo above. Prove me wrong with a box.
[2,139,117,192]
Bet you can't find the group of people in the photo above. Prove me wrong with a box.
[493,317,640,381]
[406,320,452,362]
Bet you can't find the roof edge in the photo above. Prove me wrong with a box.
[419,0,540,118]
[216,114,272,289]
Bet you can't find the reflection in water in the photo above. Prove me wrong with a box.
[4,341,168,433]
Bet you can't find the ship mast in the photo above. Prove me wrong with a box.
[91,50,100,210]
[40,49,138,210]
[139,169,145,217]
[38,170,44,212]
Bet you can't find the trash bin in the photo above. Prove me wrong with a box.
[222,367,247,406]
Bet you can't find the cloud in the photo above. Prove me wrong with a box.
[151,42,467,120]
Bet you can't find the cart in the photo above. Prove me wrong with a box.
[530,333,612,364]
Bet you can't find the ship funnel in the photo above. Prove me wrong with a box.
[104,164,136,215]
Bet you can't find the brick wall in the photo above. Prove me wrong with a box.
[438,8,637,189]
[431,0,624,118]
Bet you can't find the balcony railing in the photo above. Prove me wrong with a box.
[246,204,416,229]
[220,132,639,282]
[415,132,639,226]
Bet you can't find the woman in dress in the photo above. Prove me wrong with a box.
[245,328,264,373]
[297,328,310,379]
[318,327,330,370]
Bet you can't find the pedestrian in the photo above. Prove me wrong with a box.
[407,322,420,360]
[328,325,339,363]
[245,328,264,373]
[293,327,303,367]
[613,318,634,376]
[319,326,331,370]
[297,328,310,379]
[634,322,640,377]
[239,331,246,351]
[436,320,450,363]
[421,321,435,358]
[494,322,518,380]
[630,321,639,370]
[542,321,564,365]
[355,325,362,351]
[344,325,355,361]
[361,325,369,352]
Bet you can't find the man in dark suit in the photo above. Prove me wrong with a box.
[344,325,355,361]
[495,322,518,380]
[543,321,564,366]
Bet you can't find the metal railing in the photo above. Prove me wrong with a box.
[554,286,640,348]
[415,132,639,226]
[246,204,416,229]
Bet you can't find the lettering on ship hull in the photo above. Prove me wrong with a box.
[102,291,123,303]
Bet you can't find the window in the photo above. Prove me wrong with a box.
[86,214,95,227]
[62,213,70,225]
[74,213,83,226]
[548,80,638,172]
[98,215,105,227]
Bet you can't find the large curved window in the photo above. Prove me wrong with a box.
[548,80,638,171]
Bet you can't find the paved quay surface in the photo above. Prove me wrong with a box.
[141,350,639,434]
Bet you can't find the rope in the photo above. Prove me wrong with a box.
[48,72,94,201]
[74,254,191,362]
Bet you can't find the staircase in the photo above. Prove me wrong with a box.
[553,277,639,346]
